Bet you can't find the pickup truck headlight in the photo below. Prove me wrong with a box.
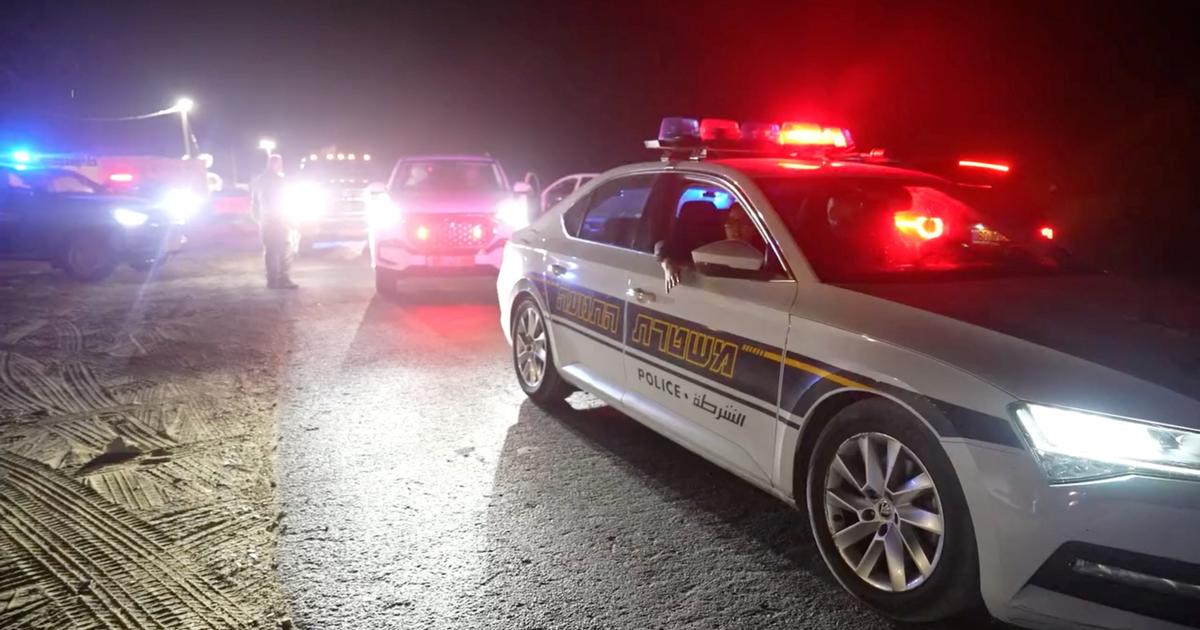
[112,207,149,227]
[282,182,330,223]
[1015,403,1200,483]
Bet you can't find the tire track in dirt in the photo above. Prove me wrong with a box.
[0,453,247,628]
[54,320,84,354]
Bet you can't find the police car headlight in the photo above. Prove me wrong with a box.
[282,182,330,223]
[1015,403,1200,483]
[496,197,529,230]
[162,188,203,224]
[367,195,402,228]
[112,207,149,227]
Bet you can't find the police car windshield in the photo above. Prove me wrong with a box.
[756,176,1081,283]
[394,160,503,194]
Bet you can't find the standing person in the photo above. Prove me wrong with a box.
[250,154,299,289]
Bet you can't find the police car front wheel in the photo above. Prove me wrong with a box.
[806,398,980,623]
[511,296,572,405]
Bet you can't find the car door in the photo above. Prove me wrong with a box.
[0,170,39,257]
[541,172,659,404]
[620,172,796,486]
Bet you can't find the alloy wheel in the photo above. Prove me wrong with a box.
[514,305,548,389]
[822,432,945,592]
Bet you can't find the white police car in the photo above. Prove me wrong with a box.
[497,118,1200,629]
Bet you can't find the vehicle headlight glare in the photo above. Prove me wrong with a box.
[282,182,329,223]
[162,188,202,224]
[113,207,149,227]
[1015,403,1200,483]
[367,195,402,228]
[496,197,529,229]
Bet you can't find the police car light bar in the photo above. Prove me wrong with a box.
[779,122,851,148]
[699,118,741,141]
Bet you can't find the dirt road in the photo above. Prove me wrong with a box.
[0,246,295,629]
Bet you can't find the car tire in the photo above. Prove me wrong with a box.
[806,397,980,623]
[375,267,399,298]
[64,231,119,282]
[511,296,572,407]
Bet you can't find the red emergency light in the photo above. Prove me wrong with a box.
[958,160,1010,173]
[699,119,741,141]
[779,122,850,148]
[1039,226,1055,240]
[108,173,134,183]
[895,211,946,240]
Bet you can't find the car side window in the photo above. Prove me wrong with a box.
[573,174,657,249]
[542,178,576,210]
[46,174,95,194]
[647,176,784,278]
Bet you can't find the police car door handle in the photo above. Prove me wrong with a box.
[627,287,656,303]
[549,263,567,276]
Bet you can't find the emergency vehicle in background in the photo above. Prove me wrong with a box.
[497,116,1200,630]
[284,149,384,252]
[9,149,210,225]
[365,154,536,297]
[1,150,189,280]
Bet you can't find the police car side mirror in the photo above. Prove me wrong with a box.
[366,182,387,196]
[691,239,765,273]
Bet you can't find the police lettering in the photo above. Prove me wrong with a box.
[638,368,683,399]
[630,314,739,378]
[554,288,620,334]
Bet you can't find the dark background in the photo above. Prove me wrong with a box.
[2,0,1199,273]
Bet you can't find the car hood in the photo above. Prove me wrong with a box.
[817,274,1200,430]
[392,190,506,214]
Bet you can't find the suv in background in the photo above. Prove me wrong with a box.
[367,154,532,297]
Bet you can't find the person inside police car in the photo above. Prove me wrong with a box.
[655,201,764,293]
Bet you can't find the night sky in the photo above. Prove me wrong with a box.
[2,1,1199,269]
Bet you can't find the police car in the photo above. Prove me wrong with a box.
[496,118,1200,629]
[1,163,187,281]
[367,154,533,297]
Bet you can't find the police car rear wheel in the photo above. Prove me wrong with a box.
[807,398,980,622]
[512,297,571,405]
